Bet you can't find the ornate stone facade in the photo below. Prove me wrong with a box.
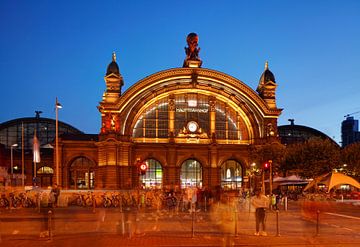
[58,35,282,190]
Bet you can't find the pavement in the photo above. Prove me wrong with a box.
[1,200,360,246]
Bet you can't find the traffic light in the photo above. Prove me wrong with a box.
[139,162,148,175]
[264,162,270,170]
[263,160,272,170]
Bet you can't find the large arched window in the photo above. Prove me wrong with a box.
[133,98,169,138]
[180,159,202,188]
[221,160,243,190]
[69,156,96,189]
[140,159,163,189]
[132,93,248,141]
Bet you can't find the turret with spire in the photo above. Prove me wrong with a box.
[98,52,124,134]
[256,61,277,109]
[103,52,124,102]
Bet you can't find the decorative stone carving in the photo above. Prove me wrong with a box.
[209,97,216,112]
[185,33,200,60]
[183,33,202,67]
[168,98,175,111]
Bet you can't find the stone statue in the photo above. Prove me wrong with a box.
[185,33,201,61]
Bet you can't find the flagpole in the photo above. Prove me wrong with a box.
[22,122,25,187]
[33,129,37,185]
[55,97,62,185]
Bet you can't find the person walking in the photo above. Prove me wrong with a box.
[251,189,269,236]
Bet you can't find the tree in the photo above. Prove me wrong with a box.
[291,138,340,178]
[341,142,360,179]
[279,142,303,176]
[249,142,286,173]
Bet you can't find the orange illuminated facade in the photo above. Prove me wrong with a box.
[58,34,282,190]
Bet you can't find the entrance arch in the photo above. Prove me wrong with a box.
[180,159,202,188]
[140,159,163,189]
[37,166,54,187]
[69,156,96,189]
[221,160,243,190]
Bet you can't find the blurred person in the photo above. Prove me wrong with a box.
[251,189,269,236]
[50,184,60,207]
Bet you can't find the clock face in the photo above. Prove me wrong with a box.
[187,121,198,133]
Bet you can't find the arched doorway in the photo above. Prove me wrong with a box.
[221,160,243,190]
[69,156,95,189]
[37,166,54,187]
[180,159,202,188]
[140,159,163,189]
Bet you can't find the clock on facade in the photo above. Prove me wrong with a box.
[187,121,199,133]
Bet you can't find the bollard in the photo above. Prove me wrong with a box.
[234,210,238,237]
[48,210,53,240]
[191,209,195,238]
[316,210,320,236]
[284,196,288,211]
[249,197,251,212]
[276,210,280,236]
[92,196,96,213]
[204,196,207,212]
[121,211,125,235]
[126,221,132,238]
[120,196,123,213]
[38,194,41,213]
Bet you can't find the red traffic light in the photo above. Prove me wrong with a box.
[264,162,269,169]
[139,162,148,175]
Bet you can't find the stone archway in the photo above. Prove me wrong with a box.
[180,159,202,188]
[140,158,163,189]
[69,156,96,189]
[220,159,243,190]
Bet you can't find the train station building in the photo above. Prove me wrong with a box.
[0,33,282,190]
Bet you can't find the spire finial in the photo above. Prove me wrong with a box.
[265,61,269,70]
[112,52,116,62]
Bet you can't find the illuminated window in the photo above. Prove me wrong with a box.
[132,92,246,141]
[69,156,95,189]
[37,166,54,174]
[140,159,163,189]
[133,98,169,138]
[180,159,202,188]
[221,160,243,190]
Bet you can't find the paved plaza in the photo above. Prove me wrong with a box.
[1,200,360,246]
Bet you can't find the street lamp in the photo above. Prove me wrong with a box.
[55,97,62,185]
[11,143,18,186]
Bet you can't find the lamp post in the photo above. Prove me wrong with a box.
[55,97,62,185]
[11,143,18,186]
[269,160,273,195]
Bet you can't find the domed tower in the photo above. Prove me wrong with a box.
[104,52,124,102]
[257,61,277,109]
[96,52,127,189]
[257,61,280,138]
[98,52,124,134]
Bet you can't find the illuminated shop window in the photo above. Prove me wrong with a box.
[37,166,54,174]
[180,159,202,188]
[221,160,243,190]
[140,159,163,189]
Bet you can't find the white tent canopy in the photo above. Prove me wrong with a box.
[304,172,360,192]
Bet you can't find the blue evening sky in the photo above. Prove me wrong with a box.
[1,0,359,144]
